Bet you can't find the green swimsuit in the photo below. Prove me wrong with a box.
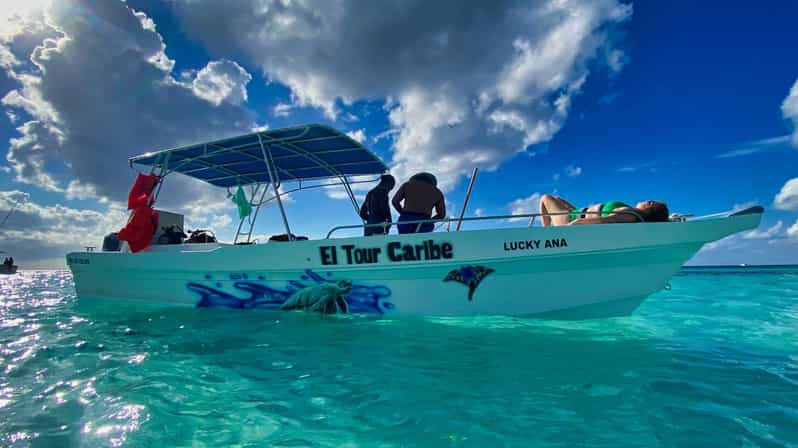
[569,201,629,222]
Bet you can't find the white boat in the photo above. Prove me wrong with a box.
[66,124,763,318]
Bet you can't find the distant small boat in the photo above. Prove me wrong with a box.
[0,251,18,275]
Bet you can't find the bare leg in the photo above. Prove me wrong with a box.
[539,195,552,227]
[556,196,576,210]
[539,194,574,227]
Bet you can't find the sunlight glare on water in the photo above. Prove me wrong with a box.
[1,267,797,447]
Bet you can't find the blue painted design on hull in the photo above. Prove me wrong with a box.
[187,270,393,314]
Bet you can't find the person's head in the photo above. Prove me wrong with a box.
[410,172,437,187]
[635,200,669,222]
[378,174,396,190]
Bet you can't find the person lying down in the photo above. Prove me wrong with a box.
[538,194,669,227]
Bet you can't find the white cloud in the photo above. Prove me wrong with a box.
[3,121,64,192]
[605,49,627,73]
[565,164,582,177]
[191,59,252,106]
[474,208,484,217]
[699,221,789,251]
[0,1,263,263]
[272,102,293,117]
[323,175,376,201]
[725,218,798,246]
[716,147,765,159]
[508,192,541,222]
[782,79,798,147]
[788,219,798,238]
[324,190,352,201]
[715,135,792,159]
[65,180,108,202]
[690,198,798,263]
[699,235,739,253]
[0,0,256,201]
[0,189,129,263]
[373,128,399,144]
[616,161,657,173]
[742,221,783,240]
[774,177,798,211]
[0,0,51,35]
[552,164,582,179]
[209,213,232,229]
[691,229,798,265]
[172,0,631,191]
[346,129,367,143]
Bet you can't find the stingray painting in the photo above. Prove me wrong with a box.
[443,265,494,301]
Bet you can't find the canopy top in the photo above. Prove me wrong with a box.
[130,124,388,187]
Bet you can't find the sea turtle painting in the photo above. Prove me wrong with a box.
[443,265,494,301]
[280,279,353,314]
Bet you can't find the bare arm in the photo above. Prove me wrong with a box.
[432,194,446,220]
[391,185,405,214]
[377,191,392,223]
[569,208,638,225]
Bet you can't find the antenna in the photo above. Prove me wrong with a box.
[0,193,27,229]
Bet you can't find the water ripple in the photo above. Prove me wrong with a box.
[0,268,797,446]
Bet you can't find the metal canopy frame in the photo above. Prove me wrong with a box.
[130,124,387,186]
[129,124,388,243]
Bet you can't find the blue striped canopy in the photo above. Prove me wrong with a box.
[130,124,388,188]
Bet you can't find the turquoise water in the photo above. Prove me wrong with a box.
[1,267,797,447]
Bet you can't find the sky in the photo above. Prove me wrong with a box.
[0,0,797,268]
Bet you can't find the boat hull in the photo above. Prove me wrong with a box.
[67,212,761,318]
[0,265,17,275]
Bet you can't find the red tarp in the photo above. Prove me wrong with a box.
[127,173,158,210]
[118,205,159,253]
[119,173,160,253]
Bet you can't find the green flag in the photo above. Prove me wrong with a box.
[231,185,252,219]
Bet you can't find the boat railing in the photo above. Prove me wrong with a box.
[325,210,644,239]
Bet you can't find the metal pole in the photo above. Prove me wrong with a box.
[257,134,292,238]
[245,184,270,243]
[455,167,478,231]
[234,181,258,244]
[340,176,361,217]
[149,151,171,206]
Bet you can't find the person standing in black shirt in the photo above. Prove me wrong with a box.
[359,174,395,236]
